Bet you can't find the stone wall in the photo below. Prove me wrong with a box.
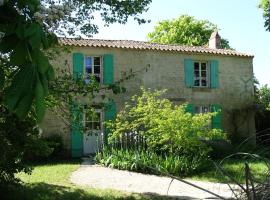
[41,46,255,151]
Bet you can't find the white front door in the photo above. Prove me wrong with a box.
[83,110,103,155]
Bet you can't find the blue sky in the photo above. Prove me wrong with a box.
[93,0,270,86]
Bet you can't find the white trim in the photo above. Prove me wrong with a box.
[193,61,209,88]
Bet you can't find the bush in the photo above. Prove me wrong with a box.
[24,134,63,160]
[95,148,208,176]
[0,104,37,183]
[101,88,227,175]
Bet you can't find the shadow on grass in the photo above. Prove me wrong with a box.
[1,182,196,200]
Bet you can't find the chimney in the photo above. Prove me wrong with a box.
[209,31,221,49]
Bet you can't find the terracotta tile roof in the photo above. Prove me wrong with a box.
[58,38,253,58]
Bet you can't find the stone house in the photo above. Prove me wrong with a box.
[42,32,255,157]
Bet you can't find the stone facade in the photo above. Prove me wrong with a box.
[41,45,255,153]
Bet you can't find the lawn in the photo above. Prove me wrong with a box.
[190,159,269,183]
[3,158,268,200]
[3,160,163,200]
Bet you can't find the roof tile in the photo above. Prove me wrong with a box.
[58,38,253,57]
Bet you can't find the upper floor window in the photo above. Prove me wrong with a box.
[184,59,218,88]
[194,61,208,87]
[84,56,102,83]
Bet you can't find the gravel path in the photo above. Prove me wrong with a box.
[70,159,238,199]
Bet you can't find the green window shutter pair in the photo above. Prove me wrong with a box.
[72,53,114,84]
[71,53,115,156]
[185,103,222,130]
[184,59,219,88]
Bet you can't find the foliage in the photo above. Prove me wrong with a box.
[147,15,231,49]
[102,88,226,175]
[0,101,37,183]
[96,148,209,176]
[259,0,270,31]
[0,0,152,121]
[254,84,270,145]
[24,134,63,160]
[108,88,226,154]
[256,84,270,111]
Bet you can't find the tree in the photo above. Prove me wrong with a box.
[0,0,152,122]
[147,15,231,49]
[259,0,270,31]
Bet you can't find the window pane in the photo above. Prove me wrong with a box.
[93,122,101,130]
[94,65,100,74]
[194,70,200,77]
[201,71,207,77]
[85,121,92,130]
[194,62,199,70]
[85,57,92,74]
[85,57,92,66]
[94,57,100,65]
[201,62,207,70]
[95,75,100,83]
[201,79,207,86]
[202,106,209,113]
[194,79,200,86]
[194,106,200,114]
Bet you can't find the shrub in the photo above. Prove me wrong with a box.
[101,88,227,175]
[24,134,63,160]
[0,104,37,183]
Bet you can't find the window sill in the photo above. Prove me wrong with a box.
[191,87,212,92]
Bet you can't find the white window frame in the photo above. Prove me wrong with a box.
[84,109,103,136]
[84,55,103,83]
[194,105,210,114]
[193,61,209,88]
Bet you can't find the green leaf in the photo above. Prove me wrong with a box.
[29,24,43,49]
[5,64,35,111]
[15,92,34,119]
[35,75,46,122]
[10,41,28,66]
[32,50,50,74]
[25,23,39,37]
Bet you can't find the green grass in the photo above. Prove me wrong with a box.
[3,158,269,200]
[3,159,167,200]
[190,159,269,183]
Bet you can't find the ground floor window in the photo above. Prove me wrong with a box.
[194,105,210,114]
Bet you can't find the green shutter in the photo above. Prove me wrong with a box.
[210,60,219,88]
[71,103,83,158]
[73,53,84,80]
[104,100,116,145]
[184,59,194,87]
[211,104,222,129]
[185,103,194,114]
[103,54,114,84]
[71,52,84,157]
